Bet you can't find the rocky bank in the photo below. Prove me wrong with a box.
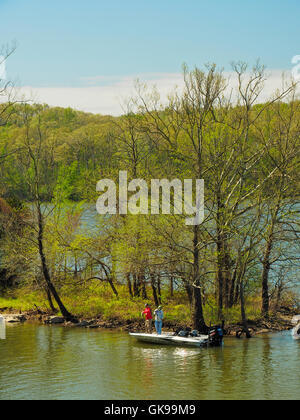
[0,306,298,337]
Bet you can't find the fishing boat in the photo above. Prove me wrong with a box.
[130,326,223,348]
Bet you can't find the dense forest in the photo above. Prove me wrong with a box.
[0,63,299,334]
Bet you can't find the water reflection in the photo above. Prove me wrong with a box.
[0,325,299,400]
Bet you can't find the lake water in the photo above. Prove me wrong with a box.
[0,323,299,400]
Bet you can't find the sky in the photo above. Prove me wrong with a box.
[1,0,300,114]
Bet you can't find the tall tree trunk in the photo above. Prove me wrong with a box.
[216,238,224,320]
[234,276,241,306]
[37,205,76,322]
[107,277,119,297]
[261,199,280,318]
[191,225,207,332]
[184,281,193,305]
[223,247,232,308]
[133,274,140,297]
[151,274,159,307]
[45,286,56,313]
[140,274,148,300]
[240,279,251,338]
[261,238,272,318]
[169,276,174,298]
[229,265,237,308]
[216,191,224,320]
[126,273,133,298]
[157,275,162,304]
[74,255,78,279]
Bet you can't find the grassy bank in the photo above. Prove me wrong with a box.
[0,281,265,327]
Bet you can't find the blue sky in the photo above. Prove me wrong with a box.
[1,0,299,113]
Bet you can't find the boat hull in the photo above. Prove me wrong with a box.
[130,333,210,347]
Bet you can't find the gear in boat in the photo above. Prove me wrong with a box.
[130,325,224,348]
[174,326,223,346]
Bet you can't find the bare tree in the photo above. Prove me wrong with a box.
[255,93,300,317]
[0,42,17,128]
[17,105,77,321]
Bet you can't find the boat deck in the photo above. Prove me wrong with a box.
[129,332,210,347]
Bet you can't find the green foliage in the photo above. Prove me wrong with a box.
[0,284,264,327]
[0,71,299,328]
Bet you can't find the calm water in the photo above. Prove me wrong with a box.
[0,323,299,400]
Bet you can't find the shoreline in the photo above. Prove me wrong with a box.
[0,306,296,337]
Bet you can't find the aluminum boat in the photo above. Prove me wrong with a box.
[130,326,224,348]
[130,332,210,347]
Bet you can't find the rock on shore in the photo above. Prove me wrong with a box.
[291,315,300,325]
[0,307,298,335]
[1,314,27,323]
[44,316,65,325]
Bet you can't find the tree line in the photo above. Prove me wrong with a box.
[0,61,299,333]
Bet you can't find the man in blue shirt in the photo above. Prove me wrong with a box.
[154,306,164,335]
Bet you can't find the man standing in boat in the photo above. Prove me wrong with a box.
[154,306,164,335]
[141,304,153,334]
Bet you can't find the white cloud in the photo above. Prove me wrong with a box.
[13,69,298,116]
[16,73,184,115]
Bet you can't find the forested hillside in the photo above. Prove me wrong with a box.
[0,64,299,332]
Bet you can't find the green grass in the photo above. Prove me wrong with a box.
[0,281,263,326]
[0,292,44,312]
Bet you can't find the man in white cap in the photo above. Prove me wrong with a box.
[154,305,164,335]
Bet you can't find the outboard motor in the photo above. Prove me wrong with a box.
[208,325,223,346]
